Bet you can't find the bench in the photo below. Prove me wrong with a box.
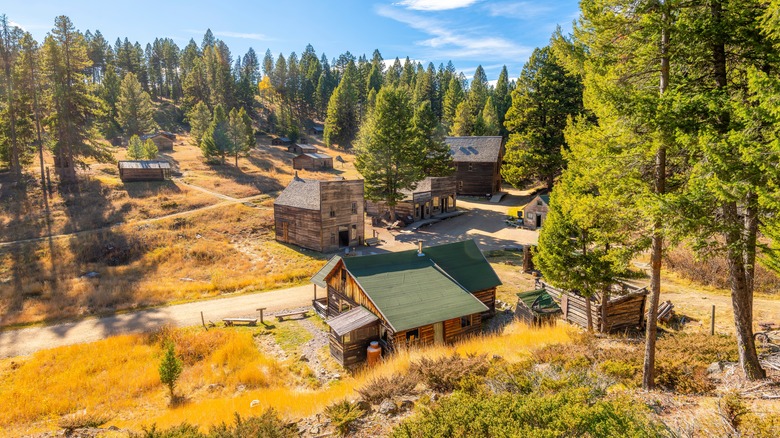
[275,310,309,321]
[223,317,257,326]
[365,237,381,246]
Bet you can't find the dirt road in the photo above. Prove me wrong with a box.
[0,284,313,358]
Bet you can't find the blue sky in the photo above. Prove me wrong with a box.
[3,0,580,81]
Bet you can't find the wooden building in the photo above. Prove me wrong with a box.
[308,126,324,136]
[311,239,502,368]
[365,176,457,221]
[445,136,504,196]
[140,132,174,151]
[521,194,549,230]
[515,289,561,326]
[118,160,172,182]
[288,143,318,154]
[537,280,648,332]
[293,153,334,171]
[274,176,364,252]
[272,136,293,146]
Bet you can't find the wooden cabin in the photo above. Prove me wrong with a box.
[274,176,364,252]
[521,194,549,230]
[445,136,504,196]
[272,136,293,146]
[118,160,172,182]
[293,153,333,171]
[308,126,324,136]
[537,280,649,332]
[140,133,174,151]
[288,143,318,155]
[311,239,502,368]
[365,176,457,221]
[515,289,561,326]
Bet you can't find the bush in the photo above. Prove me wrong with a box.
[410,353,491,392]
[136,410,295,438]
[325,400,365,437]
[357,372,419,404]
[599,360,637,380]
[58,410,110,432]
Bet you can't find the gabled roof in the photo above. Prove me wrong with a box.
[445,136,503,163]
[327,306,379,336]
[523,193,550,210]
[274,178,321,210]
[118,160,171,169]
[313,240,500,332]
[301,153,332,160]
[517,289,560,313]
[294,143,317,150]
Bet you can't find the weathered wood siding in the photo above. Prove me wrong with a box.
[472,287,496,316]
[325,263,383,319]
[522,198,548,230]
[515,303,558,326]
[319,180,364,252]
[453,161,501,195]
[542,282,647,332]
[292,155,333,170]
[151,136,173,151]
[118,168,169,182]
[393,313,482,348]
[329,322,380,368]
[274,205,323,251]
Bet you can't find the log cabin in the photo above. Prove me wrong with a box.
[288,143,318,155]
[521,194,549,230]
[292,153,333,171]
[118,160,172,182]
[311,239,502,368]
[445,136,504,196]
[308,125,325,136]
[364,176,457,222]
[272,136,293,146]
[140,132,174,152]
[274,176,364,252]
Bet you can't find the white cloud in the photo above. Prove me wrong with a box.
[214,31,271,41]
[376,5,531,60]
[396,0,480,11]
[484,2,554,19]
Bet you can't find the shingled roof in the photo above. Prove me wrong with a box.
[312,240,502,332]
[445,136,503,163]
[274,177,321,211]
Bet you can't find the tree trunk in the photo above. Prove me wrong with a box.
[601,290,609,333]
[643,12,670,391]
[585,297,593,332]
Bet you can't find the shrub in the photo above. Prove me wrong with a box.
[325,400,365,437]
[410,353,491,392]
[357,372,419,404]
[136,410,295,438]
[136,423,205,438]
[599,360,637,380]
[58,410,110,432]
[159,342,183,399]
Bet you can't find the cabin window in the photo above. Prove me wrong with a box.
[341,269,347,283]
[406,329,419,345]
[537,199,543,206]
[340,300,351,312]
[330,207,336,218]
[343,333,351,343]
[468,163,474,172]
[380,326,387,341]
[351,202,357,214]
[433,196,440,206]
[458,181,463,190]
[461,315,472,328]
[351,224,357,240]
[526,212,534,220]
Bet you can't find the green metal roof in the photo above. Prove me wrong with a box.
[517,289,560,312]
[311,255,342,288]
[310,240,500,332]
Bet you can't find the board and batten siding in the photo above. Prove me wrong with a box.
[319,180,364,252]
[454,161,501,195]
[274,205,322,251]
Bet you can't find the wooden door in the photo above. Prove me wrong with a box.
[282,222,289,241]
[433,322,444,345]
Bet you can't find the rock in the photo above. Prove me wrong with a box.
[332,373,341,380]
[207,383,223,392]
[309,426,320,434]
[378,399,397,416]
[250,400,260,408]
[399,399,415,411]
[707,361,724,374]
[81,271,100,279]
[237,384,247,392]
[180,277,196,282]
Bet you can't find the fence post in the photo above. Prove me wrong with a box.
[710,305,715,335]
[201,311,207,330]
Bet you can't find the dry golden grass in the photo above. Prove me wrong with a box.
[0,203,325,327]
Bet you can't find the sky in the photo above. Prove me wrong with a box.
[2,0,580,81]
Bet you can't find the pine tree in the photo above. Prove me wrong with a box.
[355,86,425,218]
[126,135,144,159]
[479,96,500,136]
[227,107,252,166]
[0,15,22,180]
[502,46,583,190]
[200,104,229,163]
[412,100,452,177]
[323,61,359,148]
[142,138,158,159]
[158,342,182,400]
[100,64,122,137]
[187,101,211,146]
[117,72,156,137]
[450,99,476,136]
[442,76,463,131]
[494,65,511,137]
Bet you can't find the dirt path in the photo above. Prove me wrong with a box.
[0,284,314,358]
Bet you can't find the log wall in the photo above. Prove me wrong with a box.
[541,282,647,332]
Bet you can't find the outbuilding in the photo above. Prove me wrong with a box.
[445,136,504,196]
[140,132,174,152]
[288,143,318,155]
[292,153,334,171]
[118,160,172,182]
[515,289,561,326]
[272,136,293,146]
[521,194,549,230]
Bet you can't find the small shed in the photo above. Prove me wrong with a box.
[272,136,293,146]
[140,133,174,151]
[515,289,561,326]
[521,194,549,230]
[288,143,318,155]
[309,126,324,135]
[293,153,333,170]
[118,160,172,182]
[326,306,381,368]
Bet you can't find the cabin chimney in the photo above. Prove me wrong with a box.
[417,240,424,256]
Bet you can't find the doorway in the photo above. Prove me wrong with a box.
[282,222,289,241]
[536,214,542,228]
[433,322,444,345]
[338,225,349,247]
